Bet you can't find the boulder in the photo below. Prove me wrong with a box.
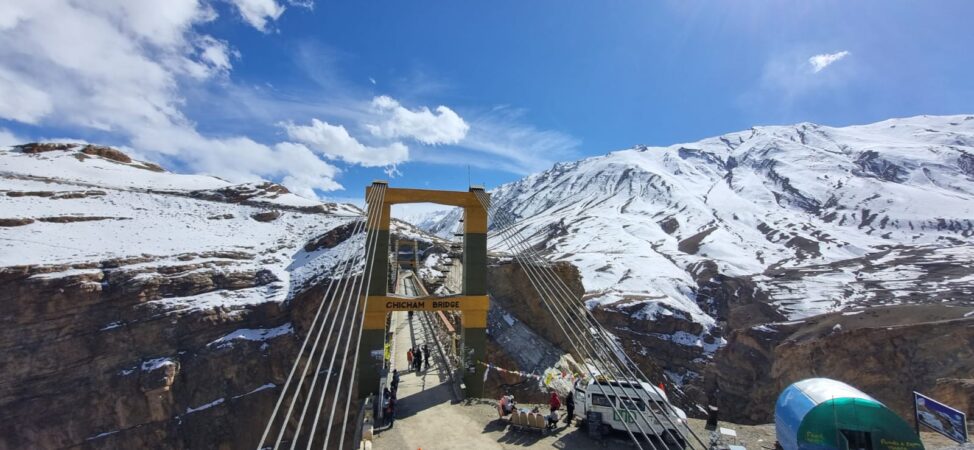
[251,211,281,222]
[81,145,133,163]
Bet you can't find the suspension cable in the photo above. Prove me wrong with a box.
[325,184,388,449]
[484,207,705,450]
[287,198,376,448]
[304,184,387,449]
[474,193,658,449]
[256,214,367,450]
[336,185,390,449]
[480,193,705,450]
[482,201,694,449]
[480,191,702,450]
[271,187,380,449]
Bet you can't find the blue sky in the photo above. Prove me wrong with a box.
[2,0,973,207]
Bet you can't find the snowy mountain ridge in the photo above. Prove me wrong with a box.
[0,143,373,315]
[423,114,974,365]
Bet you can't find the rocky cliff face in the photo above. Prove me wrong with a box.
[0,259,303,449]
[0,143,366,448]
[486,260,585,357]
[710,304,974,424]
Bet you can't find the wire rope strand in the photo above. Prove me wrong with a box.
[335,186,392,449]
[482,197,691,448]
[321,185,388,449]
[287,227,372,449]
[275,187,379,448]
[256,215,366,450]
[484,202,704,450]
[272,186,379,448]
[479,192,697,449]
[474,194,655,449]
[481,193,703,450]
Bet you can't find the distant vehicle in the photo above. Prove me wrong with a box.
[574,378,688,448]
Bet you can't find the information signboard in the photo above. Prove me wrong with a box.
[914,391,968,444]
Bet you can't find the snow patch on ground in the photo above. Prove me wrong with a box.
[185,397,225,414]
[208,323,294,349]
[141,357,176,372]
[232,383,276,399]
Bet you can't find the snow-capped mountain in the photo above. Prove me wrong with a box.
[0,143,438,299]
[396,207,458,238]
[422,115,974,367]
[0,142,367,306]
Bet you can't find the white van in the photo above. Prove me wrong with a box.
[574,378,688,447]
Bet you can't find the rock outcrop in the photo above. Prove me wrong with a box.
[0,257,301,448]
[486,260,585,357]
[709,304,974,424]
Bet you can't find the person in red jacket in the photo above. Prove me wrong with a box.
[549,391,561,413]
[547,392,562,429]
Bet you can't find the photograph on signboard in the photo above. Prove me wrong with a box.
[915,392,969,444]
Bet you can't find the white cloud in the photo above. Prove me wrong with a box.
[229,0,286,32]
[0,0,341,196]
[193,36,236,78]
[414,106,579,175]
[286,0,315,9]
[0,67,52,124]
[740,49,856,112]
[366,95,469,145]
[809,50,850,73]
[284,118,409,168]
[0,128,24,147]
[132,124,342,196]
[0,0,576,193]
[0,0,202,133]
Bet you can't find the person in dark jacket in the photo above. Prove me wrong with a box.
[422,344,430,370]
[385,395,397,427]
[564,391,575,425]
[381,387,397,427]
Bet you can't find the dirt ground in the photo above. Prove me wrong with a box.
[375,397,971,450]
[370,304,970,450]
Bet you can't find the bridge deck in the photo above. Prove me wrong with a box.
[372,310,500,449]
[372,272,615,449]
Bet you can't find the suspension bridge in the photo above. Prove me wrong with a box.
[256,182,709,450]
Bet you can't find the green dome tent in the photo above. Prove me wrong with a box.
[775,378,923,450]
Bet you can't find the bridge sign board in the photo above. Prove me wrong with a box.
[914,391,968,444]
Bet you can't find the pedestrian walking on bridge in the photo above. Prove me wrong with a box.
[423,344,430,370]
[406,348,414,372]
